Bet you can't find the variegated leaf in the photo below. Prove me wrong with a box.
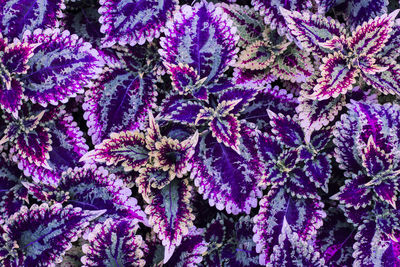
[209,114,241,152]
[268,218,325,266]
[218,86,259,114]
[145,179,195,263]
[297,93,346,135]
[83,66,156,145]
[160,2,238,88]
[80,130,149,172]
[192,126,262,215]
[0,203,105,266]
[270,44,314,83]
[236,40,276,70]
[251,0,313,35]
[81,219,146,267]
[348,10,399,56]
[362,61,400,96]
[280,8,345,55]
[379,20,400,59]
[253,186,325,265]
[99,0,178,47]
[151,133,198,179]
[21,29,103,106]
[311,53,359,100]
[9,107,88,186]
[218,4,265,47]
[0,0,64,39]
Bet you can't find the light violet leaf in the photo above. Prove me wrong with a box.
[346,0,389,29]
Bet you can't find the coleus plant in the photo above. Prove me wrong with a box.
[282,7,400,99]
[332,101,400,265]
[0,0,400,265]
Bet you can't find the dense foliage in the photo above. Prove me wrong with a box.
[0,0,400,266]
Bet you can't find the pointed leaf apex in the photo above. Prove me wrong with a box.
[267,109,277,119]
[0,135,9,145]
[389,9,400,20]
[164,244,175,264]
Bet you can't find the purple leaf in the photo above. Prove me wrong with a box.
[253,186,325,265]
[316,208,355,266]
[241,85,298,131]
[192,126,262,214]
[304,153,332,193]
[21,28,103,106]
[99,0,178,47]
[160,2,238,88]
[83,66,156,145]
[346,0,390,30]
[164,227,208,267]
[268,218,325,267]
[251,0,314,36]
[0,203,105,266]
[81,219,146,266]
[0,0,64,39]
[268,110,304,148]
[59,166,148,226]
[353,220,400,266]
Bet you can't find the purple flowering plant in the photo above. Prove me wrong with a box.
[0,0,400,266]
